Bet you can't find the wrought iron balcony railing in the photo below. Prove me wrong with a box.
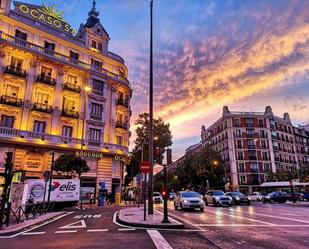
[36,74,57,86]
[116,121,128,130]
[0,95,23,107]
[32,102,53,114]
[4,65,27,78]
[63,82,81,93]
[117,98,129,108]
[61,109,79,119]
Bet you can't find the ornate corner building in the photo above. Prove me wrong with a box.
[201,106,309,194]
[0,0,132,195]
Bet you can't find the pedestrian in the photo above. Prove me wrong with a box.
[90,193,95,205]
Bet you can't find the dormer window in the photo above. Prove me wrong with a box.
[92,40,97,49]
[98,42,103,52]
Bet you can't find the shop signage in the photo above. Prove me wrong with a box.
[114,155,126,162]
[24,153,44,172]
[26,179,80,203]
[75,151,104,159]
[15,3,76,35]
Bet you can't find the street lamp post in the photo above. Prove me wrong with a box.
[47,151,55,203]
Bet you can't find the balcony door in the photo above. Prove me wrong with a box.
[37,92,49,105]
[41,66,52,78]
[0,115,14,128]
[33,121,46,134]
[63,98,76,111]
[10,57,23,69]
[15,30,27,41]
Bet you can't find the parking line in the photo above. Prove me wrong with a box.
[55,230,77,234]
[87,229,108,232]
[147,230,173,249]
[22,232,46,235]
[118,228,136,231]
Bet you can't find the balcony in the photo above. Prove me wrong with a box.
[4,65,27,78]
[32,102,53,114]
[88,140,101,147]
[116,121,128,130]
[90,114,103,122]
[61,109,79,119]
[0,95,23,107]
[117,98,129,108]
[63,83,81,93]
[36,74,57,86]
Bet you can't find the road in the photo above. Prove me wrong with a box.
[0,202,308,249]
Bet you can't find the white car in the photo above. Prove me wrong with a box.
[204,190,232,207]
[174,191,204,212]
[248,192,264,202]
[153,192,163,203]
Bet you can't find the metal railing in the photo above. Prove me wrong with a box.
[36,74,57,86]
[116,121,128,130]
[117,99,129,108]
[63,82,81,93]
[0,95,23,107]
[62,109,79,119]
[33,102,54,113]
[4,65,27,78]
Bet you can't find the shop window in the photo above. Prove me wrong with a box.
[89,128,101,141]
[33,121,46,133]
[0,115,14,128]
[62,126,73,137]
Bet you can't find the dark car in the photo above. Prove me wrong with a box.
[262,191,288,203]
[304,193,309,201]
[226,192,250,205]
[287,192,304,202]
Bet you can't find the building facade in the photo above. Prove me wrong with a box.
[201,106,309,194]
[0,0,132,197]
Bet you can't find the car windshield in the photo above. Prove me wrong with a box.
[181,192,200,198]
[213,191,225,196]
[231,192,244,197]
[153,193,161,197]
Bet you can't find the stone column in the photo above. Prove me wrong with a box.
[51,70,64,135]
[0,50,6,96]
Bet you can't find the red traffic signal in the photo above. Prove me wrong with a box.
[161,190,168,199]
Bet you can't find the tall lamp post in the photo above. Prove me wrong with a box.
[148,0,154,215]
[80,85,92,208]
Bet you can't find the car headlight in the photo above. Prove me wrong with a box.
[200,199,204,204]
[266,196,270,199]
[235,197,240,200]
[183,199,188,203]
[248,197,251,200]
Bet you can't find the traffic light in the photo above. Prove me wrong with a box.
[161,190,168,200]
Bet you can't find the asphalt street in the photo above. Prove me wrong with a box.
[0,202,308,249]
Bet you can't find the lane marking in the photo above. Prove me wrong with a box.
[0,212,73,239]
[87,229,108,232]
[59,219,86,229]
[206,209,275,225]
[147,230,173,249]
[196,224,309,227]
[118,228,136,231]
[155,210,182,224]
[22,232,46,235]
[55,230,77,234]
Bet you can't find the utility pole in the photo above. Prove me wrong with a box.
[148,0,154,215]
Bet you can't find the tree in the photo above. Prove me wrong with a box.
[54,154,89,177]
[125,113,173,186]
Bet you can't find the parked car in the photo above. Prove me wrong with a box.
[262,191,288,203]
[204,190,232,207]
[304,192,309,201]
[153,192,163,203]
[174,191,204,212]
[287,192,304,202]
[169,192,176,200]
[248,192,264,202]
[226,192,251,205]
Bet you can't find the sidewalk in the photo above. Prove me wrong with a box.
[117,207,184,229]
[0,212,65,235]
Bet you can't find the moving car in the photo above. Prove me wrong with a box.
[153,192,163,203]
[248,192,264,202]
[262,191,288,203]
[169,192,176,200]
[174,191,204,212]
[304,192,309,201]
[287,192,304,202]
[226,192,251,205]
[204,190,232,207]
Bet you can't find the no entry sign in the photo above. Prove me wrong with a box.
[140,161,151,174]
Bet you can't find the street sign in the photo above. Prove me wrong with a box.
[136,173,143,184]
[140,161,150,174]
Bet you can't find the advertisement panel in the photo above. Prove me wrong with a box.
[26,179,80,203]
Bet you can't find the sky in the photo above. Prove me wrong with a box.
[16,0,309,160]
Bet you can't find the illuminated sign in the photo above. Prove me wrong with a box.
[15,3,76,35]
[24,153,44,172]
[114,155,126,162]
[76,151,104,159]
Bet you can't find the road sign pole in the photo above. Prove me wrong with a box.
[144,173,147,221]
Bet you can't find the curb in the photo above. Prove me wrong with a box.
[0,212,65,236]
[116,213,185,229]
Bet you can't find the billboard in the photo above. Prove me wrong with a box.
[26,179,80,203]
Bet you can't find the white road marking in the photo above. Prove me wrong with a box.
[196,224,309,227]
[87,229,108,232]
[118,228,136,231]
[206,209,275,225]
[73,214,102,219]
[55,230,78,234]
[155,210,182,224]
[147,230,173,249]
[59,219,86,229]
[0,212,73,239]
[22,232,46,235]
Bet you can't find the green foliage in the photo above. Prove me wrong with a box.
[125,113,173,186]
[266,166,309,182]
[54,154,89,177]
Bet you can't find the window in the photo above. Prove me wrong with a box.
[90,103,102,117]
[260,130,266,138]
[237,140,242,149]
[91,59,102,69]
[69,51,79,61]
[262,152,268,160]
[258,119,264,127]
[234,118,240,127]
[239,175,246,184]
[67,75,77,84]
[261,140,267,149]
[15,30,27,41]
[10,57,23,69]
[91,40,97,49]
[250,162,258,173]
[44,41,55,51]
[92,79,104,92]
[41,66,52,77]
[264,163,271,172]
[63,98,75,110]
[37,92,49,104]
[89,128,101,141]
[98,42,103,51]
[245,118,254,127]
[33,121,46,133]
[237,151,243,160]
[0,115,14,128]
[247,128,255,135]
[62,126,73,137]
[235,129,241,138]
[116,136,123,145]
[5,85,19,98]
[118,91,124,100]
[238,163,245,172]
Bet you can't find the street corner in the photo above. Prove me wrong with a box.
[116,207,185,229]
